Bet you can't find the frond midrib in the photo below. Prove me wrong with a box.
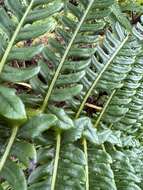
[40,0,95,112]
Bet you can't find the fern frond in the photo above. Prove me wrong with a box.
[0,0,63,181]
[75,23,137,117]
[94,37,143,135]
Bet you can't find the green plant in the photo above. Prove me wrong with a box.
[0,0,143,190]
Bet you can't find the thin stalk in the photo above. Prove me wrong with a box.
[40,0,95,112]
[83,138,89,190]
[75,35,129,118]
[0,0,34,73]
[51,132,61,190]
[0,126,18,172]
[94,90,116,128]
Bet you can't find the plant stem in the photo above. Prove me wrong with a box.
[83,138,89,190]
[0,126,18,172]
[40,0,95,112]
[0,0,34,73]
[51,132,61,190]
